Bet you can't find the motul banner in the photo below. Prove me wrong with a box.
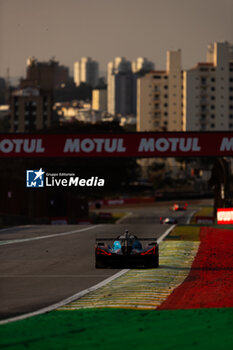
[0,132,233,158]
[217,208,233,225]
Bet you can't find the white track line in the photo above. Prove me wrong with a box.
[116,212,132,224]
[0,269,129,325]
[0,225,175,325]
[186,209,199,224]
[0,225,102,246]
[157,225,176,243]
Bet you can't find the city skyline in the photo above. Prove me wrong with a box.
[0,0,232,80]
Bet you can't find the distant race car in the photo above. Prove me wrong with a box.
[172,203,188,211]
[160,217,178,225]
[95,230,159,268]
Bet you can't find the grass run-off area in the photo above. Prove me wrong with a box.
[190,206,213,224]
[167,225,200,241]
[0,308,233,350]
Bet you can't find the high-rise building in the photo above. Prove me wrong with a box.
[137,50,182,131]
[92,88,107,112]
[9,57,66,132]
[74,57,99,87]
[107,57,133,116]
[10,85,52,132]
[107,57,155,117]
[183,41,233,131]
[26,57,69,90]
[132,57,154,73]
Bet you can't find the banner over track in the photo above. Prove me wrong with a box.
[0,132,233,158]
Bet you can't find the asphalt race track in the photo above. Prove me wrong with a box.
[0,203,195,320]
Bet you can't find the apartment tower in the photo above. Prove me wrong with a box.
[137,50,182,131]
[183,41,233,131]
[74,57,99,87]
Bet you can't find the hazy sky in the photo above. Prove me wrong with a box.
[0,0,232,80]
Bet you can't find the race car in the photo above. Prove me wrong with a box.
[171,203,188,211]
[160,217,178,225]
[95,230,159,268]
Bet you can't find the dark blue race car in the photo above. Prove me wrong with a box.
[95,230,159,268]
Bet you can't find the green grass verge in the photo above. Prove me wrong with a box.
[195,207,213,216]
[167,223,233,242]
[167,225,200,241]
[112,212,126,220]
[190,207,213,224]
[0,308,232,350]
